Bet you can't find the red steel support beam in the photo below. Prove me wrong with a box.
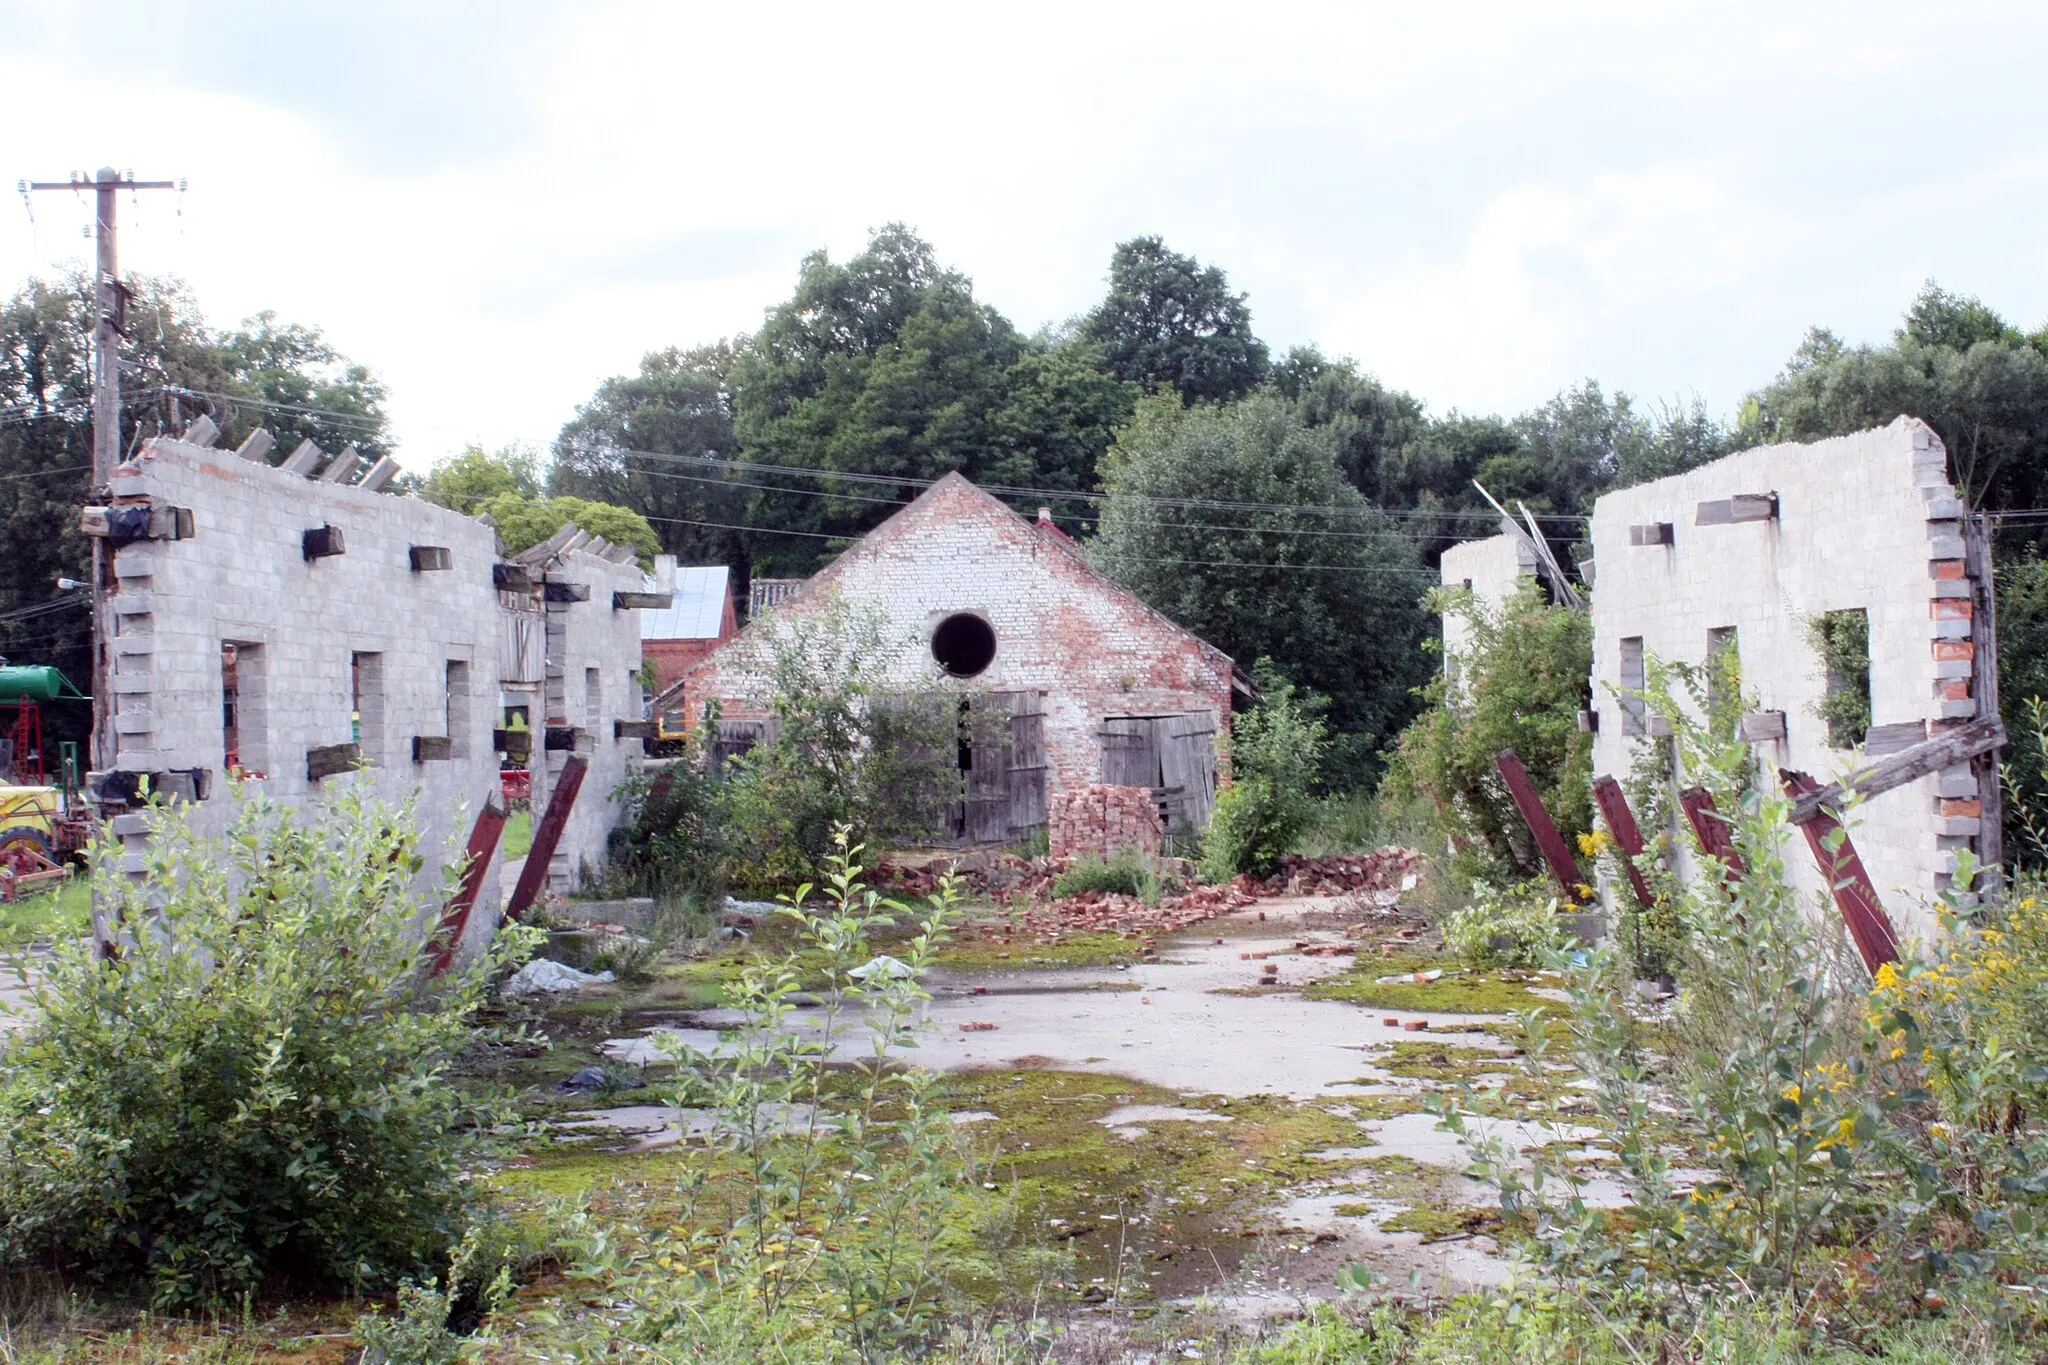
[1590,775,1657,911]
[1493,749,1585,901]
[506,753,587,922]
[428,798,508,977]
[1781,769,1902,974]
[1678,786,1744,880]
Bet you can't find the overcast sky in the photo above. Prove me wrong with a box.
[5,1,2045,469]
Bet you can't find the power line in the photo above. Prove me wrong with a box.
[596,442,1589,525]
[150,384,388,435]
[640,511,1435,576]
[617,459,1450,546]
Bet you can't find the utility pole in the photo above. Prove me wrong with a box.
[23,168,180,775]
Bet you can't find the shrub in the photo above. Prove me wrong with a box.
[556,829,979,1360]
[1443,880,1565,970]
[1439,672,2048,1341]
[1383,579,1592,886]
[1201,661,1327,880]
[612,594,961,896]
[0,786,539,1305]
[1051,850,1152,899]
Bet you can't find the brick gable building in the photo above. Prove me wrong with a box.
[678,473,1237,844]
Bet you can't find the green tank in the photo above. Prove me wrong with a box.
[0,666,66,702]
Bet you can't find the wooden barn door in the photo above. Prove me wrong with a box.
[1005,692,1048,840]
[1159,713,1218,833]
[960,694,1011,844]
[1099,717,1161,788]
[1099,713,1220,836]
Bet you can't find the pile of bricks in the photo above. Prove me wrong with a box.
[1048,783,1165,859]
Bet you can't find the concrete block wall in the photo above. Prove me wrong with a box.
[531,544,647,893]
[1585,416,1981,947]
[1436,532,1537,672]
[684,474,1234,809]
[103,437,642,942]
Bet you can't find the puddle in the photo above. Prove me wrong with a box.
[600,1027,733,1065]
[554,1102,815,1150]
[1094,1103,1234,1139]
[1354,1110,1601,1169]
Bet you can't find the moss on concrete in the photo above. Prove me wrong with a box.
[1379,1206,1501,1243]
[932,927,1143,971]
[1302,952,1562,1015]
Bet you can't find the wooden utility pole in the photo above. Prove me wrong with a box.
[23,168,180,773]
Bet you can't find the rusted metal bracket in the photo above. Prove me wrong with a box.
[1782,769,1901,974]
[1493,749,1585,900]
[1590,775,1657,911]
[506,754,587,921]
[427,797,508,977]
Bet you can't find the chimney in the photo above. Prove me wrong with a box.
[1037,508,1053,529]
[655,554,677,592]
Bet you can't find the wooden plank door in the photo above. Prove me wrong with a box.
[1006,691,1048,838]
[1099,716,1160,788]
[1160,713,1219,832]
[966,695,1015,843]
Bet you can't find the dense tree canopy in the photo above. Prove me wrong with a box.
[1089,394,1435,786]
[551,343,749,569]
[1742,285,2048,516]
[416,443,540,515]
[1086,236,1269,405]
[0,274,390,746]
[478,492,659,566]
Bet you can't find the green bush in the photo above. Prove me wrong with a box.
[1443,880,1565,969]
[1201,661,1327,880]
[0,786,538,1305]
[1383,579,1592,886]
[1437,671,2048,1342]
[1051,850,1151,899]
[612,594,961,897]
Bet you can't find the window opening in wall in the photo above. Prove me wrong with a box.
[1619,636,1647,736]
[1808,609,1871,749]
[1706,627,1740,723]
[931,613,997,678]
[353,652,385,764]
[585,666,602,735]
[223,641,267,778]
[446,660,472,760]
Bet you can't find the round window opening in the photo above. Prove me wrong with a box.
[931,613,997,678]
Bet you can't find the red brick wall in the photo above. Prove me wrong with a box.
[1049,784,1164,858]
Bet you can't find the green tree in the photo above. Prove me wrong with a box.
[552,343,749,569]
[1089,393,1433,787]
[1741,283,2048,513]
[1269,345,1427,498]
[212,311,391,460]
[988,336,1137,497]
[0,274,388,749]
[1085,236,1269,404]
[1384,579,1593,886]
[730,226,1025,573]
[416,444,540,515]
[477,492,659,566]
[1201,660,1328,879]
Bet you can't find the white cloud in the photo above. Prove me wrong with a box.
[6,0,2048,467]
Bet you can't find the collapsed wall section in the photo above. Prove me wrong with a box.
[1585,416,1987,946]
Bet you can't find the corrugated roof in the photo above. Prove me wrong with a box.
[640,565,730,640]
